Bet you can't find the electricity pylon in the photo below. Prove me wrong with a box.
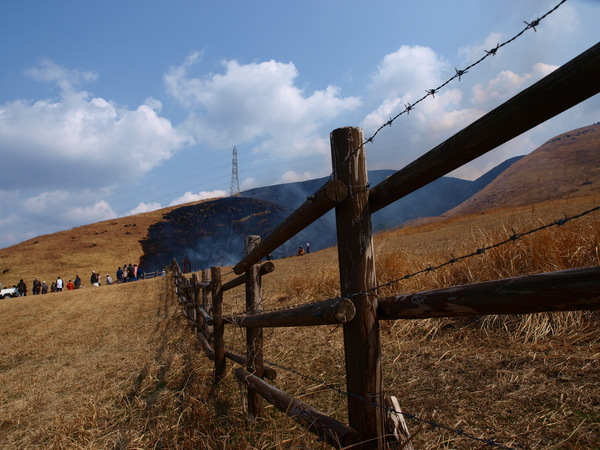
[230,146,240,197]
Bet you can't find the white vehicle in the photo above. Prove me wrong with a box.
[0,283,19,299]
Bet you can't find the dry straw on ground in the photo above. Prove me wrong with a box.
[1,195,599,449]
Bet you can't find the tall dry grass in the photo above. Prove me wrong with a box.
[238,200,600,449]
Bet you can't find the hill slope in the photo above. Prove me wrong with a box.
[448,124,600,216]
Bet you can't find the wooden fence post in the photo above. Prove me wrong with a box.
[211,266,225,382]
[201,269,210,313]
[191,273,200,331]
[331,126,384,447]
[245,235,264,420]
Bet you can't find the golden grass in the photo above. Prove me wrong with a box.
[1,194,599,449]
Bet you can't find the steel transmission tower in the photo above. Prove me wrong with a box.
[230,146,240,196]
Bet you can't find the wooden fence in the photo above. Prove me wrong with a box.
[170,42,600,449]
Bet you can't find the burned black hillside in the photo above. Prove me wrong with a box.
[139,196,332,272]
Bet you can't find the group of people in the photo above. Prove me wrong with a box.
[17,276,75,295]
[13,263,144,296]
[296,242,311,256]
[115,263,143,283]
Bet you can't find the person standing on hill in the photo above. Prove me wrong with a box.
[32,277,41,295]
[90,271,98,286]
[306,242,311,254]
[116,267,123,283]
[128,264,135,282]
[74,275,81,289]
[55,277,63,292]
[17,279,27,296]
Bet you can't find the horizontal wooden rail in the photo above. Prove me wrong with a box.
[369,42,600,214]
[377,266,600,320]
[197,306,213,326]
[193,281,211,290]
[225,351,277,381]
[233,179,347,274]
[235,368,361,448]
[224,297,356,328]
[197,331,216,361]
[222,261,275,292]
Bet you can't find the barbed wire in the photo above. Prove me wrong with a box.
[332,0,567,178]
[221,203,600,319]
[174,270,511,446]
[173,202,600,449]
[220,343,515,449]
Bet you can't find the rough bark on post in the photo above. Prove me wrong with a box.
[211,266,225,382]
[201,269,210,312]
[331,126,384,448]
[245,235,264,420]
[192,273,200,331]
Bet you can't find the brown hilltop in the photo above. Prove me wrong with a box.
[447,124,600,216]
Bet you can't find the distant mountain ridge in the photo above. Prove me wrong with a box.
[242,157,524,232]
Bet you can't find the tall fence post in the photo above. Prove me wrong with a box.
[211,266,225,382]
[245,235,264,420]
[191,273,200,331]
[201,269,210,313]
[331,126,384,447]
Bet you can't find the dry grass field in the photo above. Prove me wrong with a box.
[1,194,599,449]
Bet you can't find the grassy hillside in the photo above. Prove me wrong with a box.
[449,124,600,216]
[1,193,599,448]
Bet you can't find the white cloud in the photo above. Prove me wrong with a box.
[168,190,226,206]
[0,59,196,248]
[22,191,70,213]
[472,63,558,107]
[128,202,163,216]
[21,191,116,225]
[368,45,449,102]
[278,170,315,184]
[165,54,361,151]
[68,200,117,223]
[25,58,98,92]
[0,59,192,191]
[240,177,258,191]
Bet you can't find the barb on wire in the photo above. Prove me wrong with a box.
[455,68,468,80]
[486,43,500,56]
[524,19,541,32]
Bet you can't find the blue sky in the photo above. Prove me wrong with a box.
[0,0,598,249]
